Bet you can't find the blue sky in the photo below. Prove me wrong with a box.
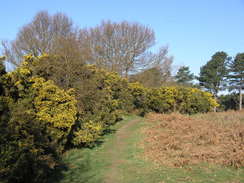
[1,0,244,75]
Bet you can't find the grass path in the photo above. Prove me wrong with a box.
[49,115,244,183]
[49,115,147,183]
[104,118,140,183]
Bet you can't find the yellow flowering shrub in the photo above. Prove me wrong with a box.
[72,120,103,147]
[147,87,178,113]
[129,82,150,115]
[30,77,77,146]
[20,56,132,147]
[4,61,77,149]
[129,84,218,114]
[0,58,73,182]
[175,87,218,114]
[103,72,133,112]
[69,65,132,146]
[11,54,218,149]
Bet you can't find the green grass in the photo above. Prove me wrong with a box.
[48,115,244,183]
[48,115,140,183]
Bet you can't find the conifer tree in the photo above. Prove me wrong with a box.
[227,53,244,110]
[198,51,229,97]
[198,52,229,111]
[175,66,194,85]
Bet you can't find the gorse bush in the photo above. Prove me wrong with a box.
[0,59,77,183]
[72,120,103,146]
[103,70,134,112]
[0,54,218,183]
[68,64,132,147]
[128,82,150,115]
[4,61,78,151]
[148,87,178,113]
[23,55,132,147]
[164,87,218,114]
[0,104,60,183]
[129,83,218,115]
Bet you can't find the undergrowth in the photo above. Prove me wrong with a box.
[144,111,244,168]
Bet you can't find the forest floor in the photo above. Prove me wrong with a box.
[49,112,244,183]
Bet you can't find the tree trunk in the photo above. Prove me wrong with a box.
[173,102,176,112]
[213,94,217,112]
[239,86,242,110]
[125,68,129,79]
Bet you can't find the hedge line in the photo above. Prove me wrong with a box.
[0,55,217,183]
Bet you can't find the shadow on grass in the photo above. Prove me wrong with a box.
[47,116,134,183]
[102,128,116,135]
[47,155,94,183]
[47,162,68,183]
[47,127,119,183]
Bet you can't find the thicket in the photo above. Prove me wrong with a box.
[129,82,218,115]
[218,93,244,111]
[0,55,217,183]
[0,58,79,182]
[24,55,133,147]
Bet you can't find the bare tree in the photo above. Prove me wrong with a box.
[79,21,155,77]
[2,11,82,66]
[0,56,5,62]
[145,46,173,82]
[129,46,174,87]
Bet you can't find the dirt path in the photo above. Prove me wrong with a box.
[104,119,140,183]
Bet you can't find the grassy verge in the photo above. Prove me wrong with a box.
[48,115,140,183]
[48,113,244,183]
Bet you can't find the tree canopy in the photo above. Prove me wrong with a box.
[129,47,173,87]
[198,51,229,97]
[175,66,194,85]
[79,20,156,77]
[2,11,84,67]
[227,53,244,110]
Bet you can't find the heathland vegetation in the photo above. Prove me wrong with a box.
[0,11,243,183]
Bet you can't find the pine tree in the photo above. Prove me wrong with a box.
[175,66,194,85]
[227,53,244,110]
[198,52,229,111]
[198,51,229,97]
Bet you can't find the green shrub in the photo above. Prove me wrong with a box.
[129,83,217,115]
[147,87,178,113]
[4,65,77,151]
[69,65,130,146]
[72,120,103,147]
[103,71,134,112]
[0,101,60,183]
[0,60,77,183]
[175,87,218,114]
[128,82,150,115]
[15,55,218,149]
[0,54,219,182]
[218,93,240,111]
[24,56,132,147]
